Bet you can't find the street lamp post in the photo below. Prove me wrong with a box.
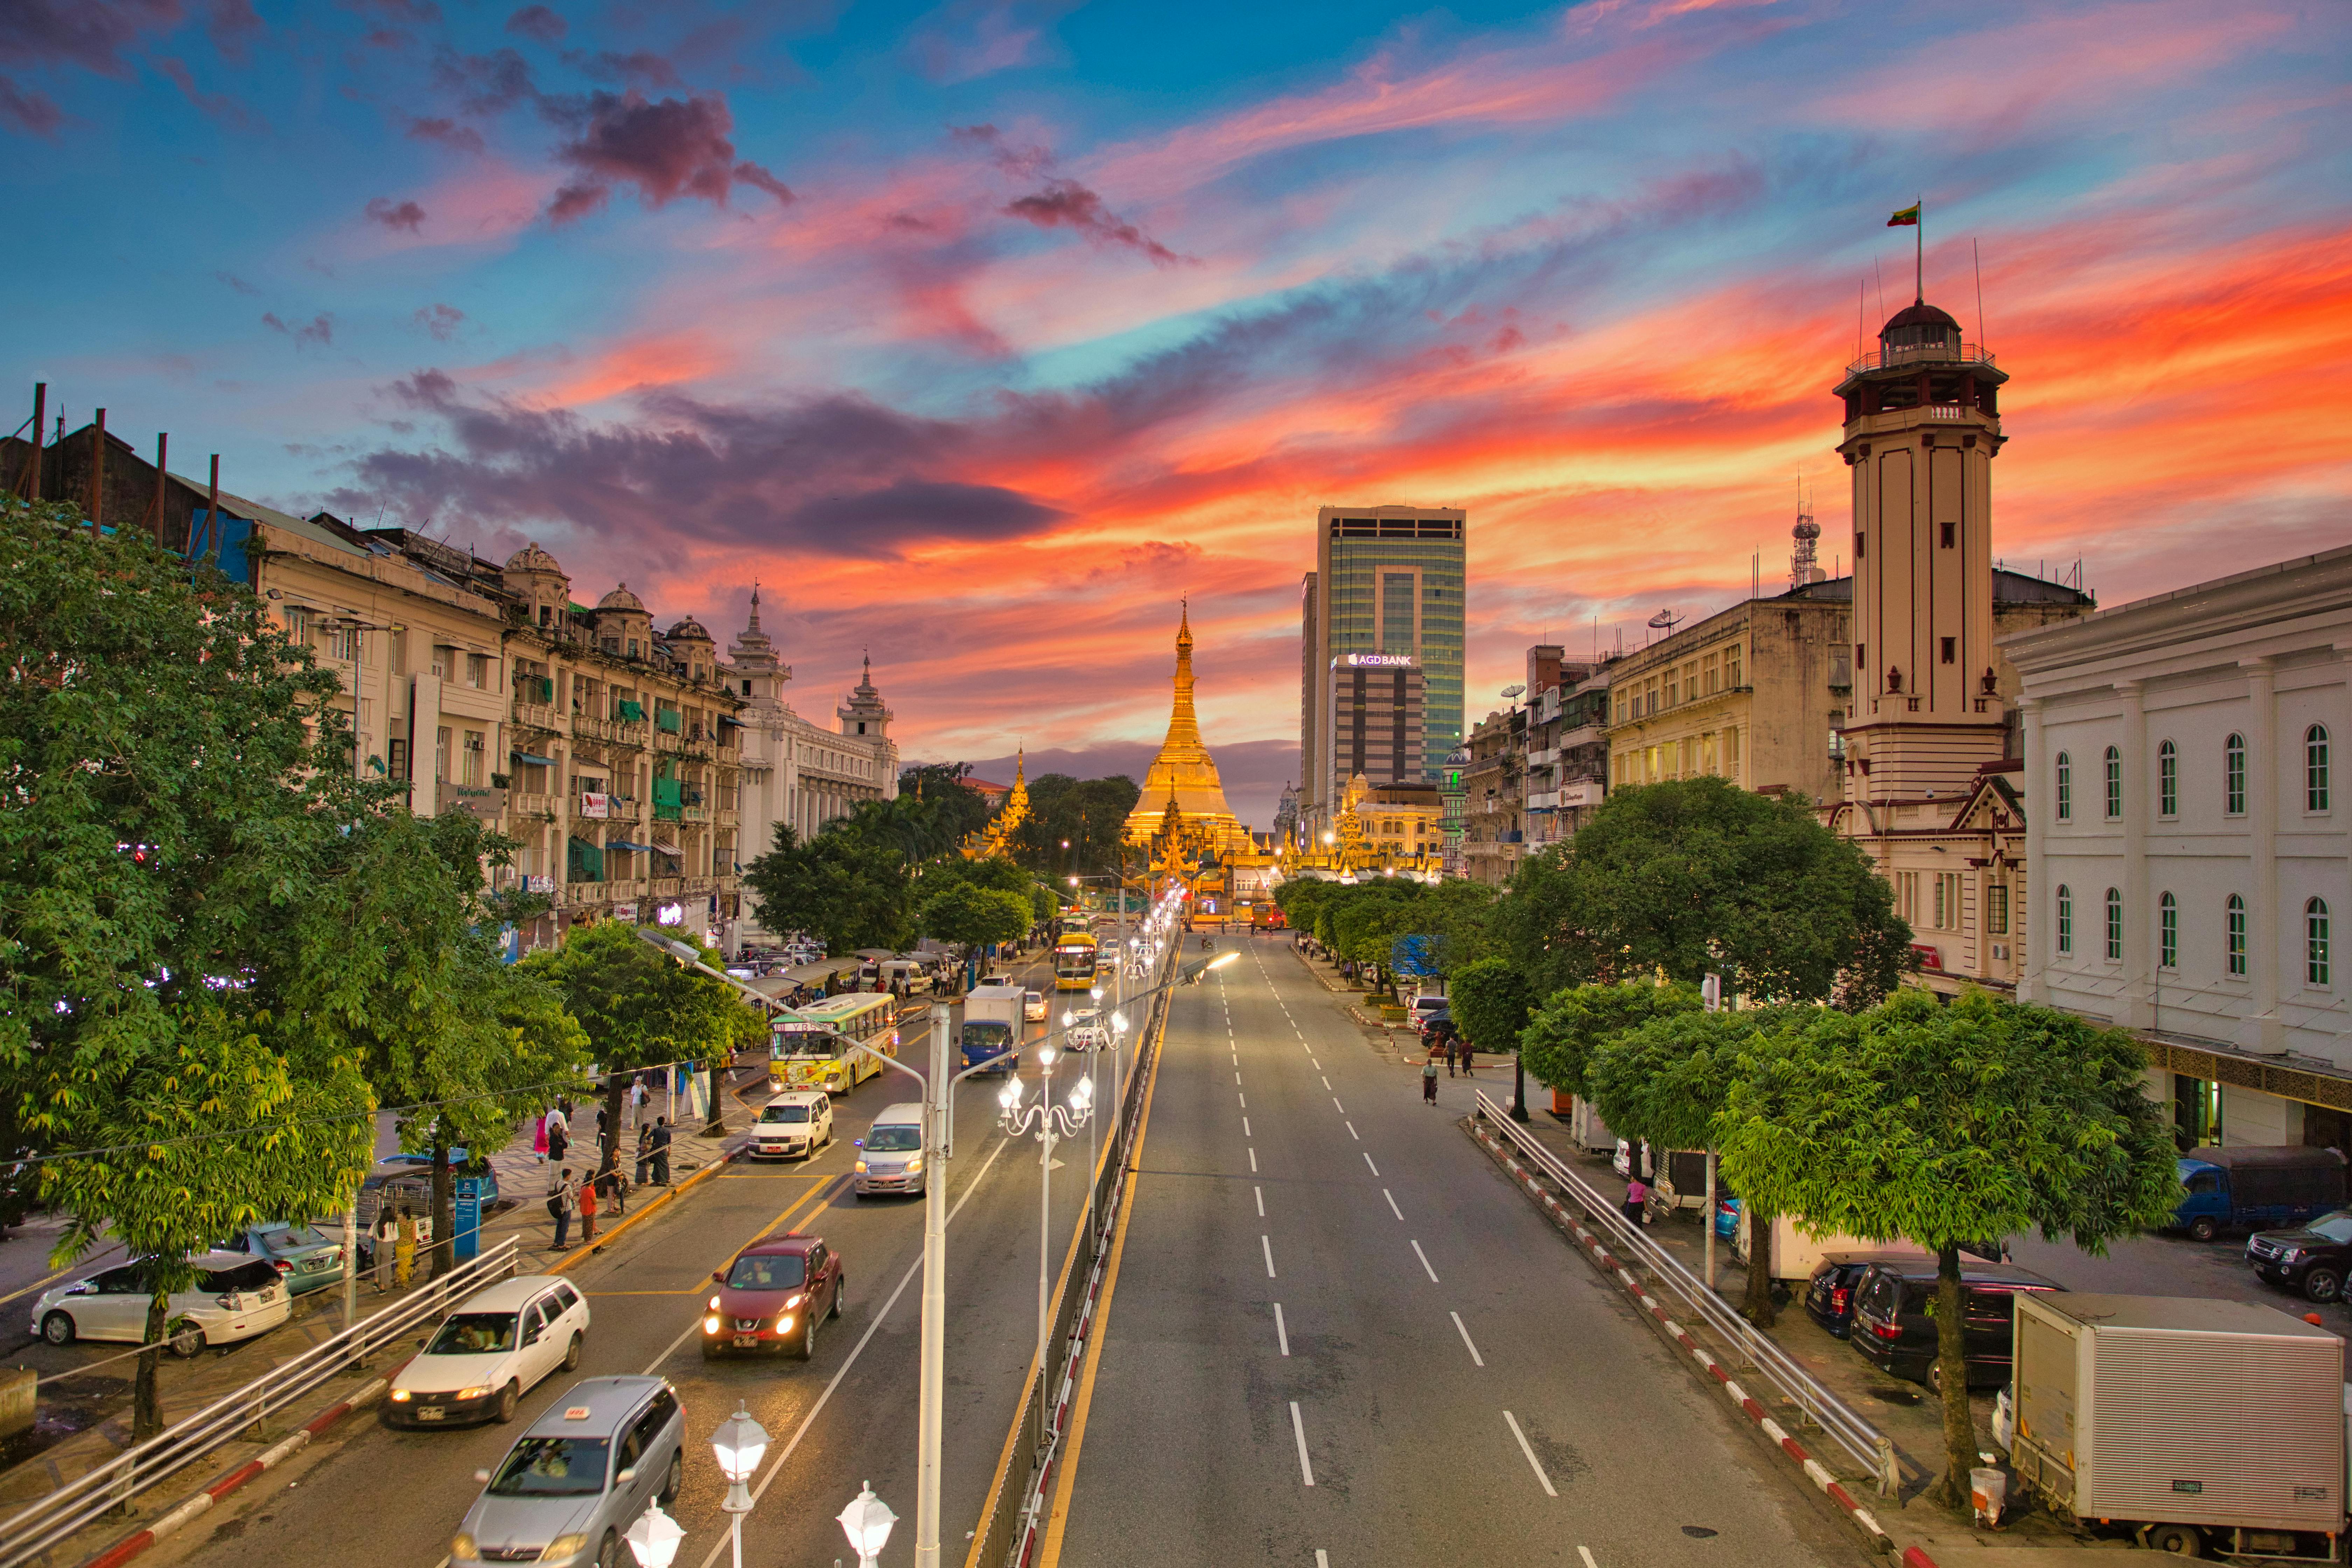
[999,1048,1094,1390]
[710,1404,769,1568]
[625,1502,684,1568]
[836,1483,897,1568]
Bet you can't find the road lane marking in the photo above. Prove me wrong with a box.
[1578,1549,1600,1568]
[1290,1402,1315,1487]
[1243,1116,1252,1136]
[1344,1121,1358,1140]
[1410,1240,1439,1282]
[1248,1148,1257,1172]
[1235,1071,1241,1084]
[1261,1235,1277,1277]
[1321,1076,1331,1090]
[1363,1154,1379,1176]
[1504,1410,1557,1497]
[1274,1302,1290,1356]
[1254,1185,1265,1217]
[1451,1311,1485,1367]
[1238,1092,1246,1108]
[1331,1097,1344,1114]
[1317,1553,1329,1568]
[1383,1189,1404,1222]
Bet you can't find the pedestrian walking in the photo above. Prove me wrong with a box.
[579,1169,599,1246]
[394,1204,418,1289]
[650,1118,673,1185]
[532,1112,548,1165]
[1445,1035,1458,1078]
[545,1104,569,1169]
[634,1123,654,1187]
[372,1209,397,1293]
[1421,1054,1440,1104]
[1623,1175,1648,1228]
[595,1102,609,1151]
[548,1168,576,1251]
[1459,1040,1476,1076]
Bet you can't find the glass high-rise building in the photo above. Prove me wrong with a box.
[1300,505,1466,828]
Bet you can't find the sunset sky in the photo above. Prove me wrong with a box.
[6,0,2347,827]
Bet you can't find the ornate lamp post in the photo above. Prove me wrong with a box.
[836,1482,897,1568]
[710,1404,769,1568]
[997,1049,1095,1385]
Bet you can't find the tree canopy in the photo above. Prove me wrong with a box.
[918,881,1033,951]
[1009,773,1142,876]
[742,822,914,953]
[1494,778,1912,1006]
[1518,980,1701,1099]
[1714,991,2180,1504]
[1448,958,1535,1054]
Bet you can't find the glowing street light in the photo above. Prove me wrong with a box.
[836,1483,898,1568]
[625,1503,684,1568]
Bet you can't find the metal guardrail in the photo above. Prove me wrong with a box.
[1471,1093,1898,1494]
[0,1237,521,1568]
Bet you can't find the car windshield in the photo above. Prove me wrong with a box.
[867,1126,921,1153]
[197,1260,282,1293]
[487,1437,610,1497]
[760,1104,811,1124]
[429,1312,519,1354]
[726,1254,806,1290]
[261,1224,331,1250]
[778,1031,840,1060]
[2308,1213,2352,1244]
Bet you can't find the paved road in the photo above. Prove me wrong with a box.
[1046,935,1870,1568]
[156,950,1125,1568]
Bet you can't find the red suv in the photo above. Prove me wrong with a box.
[703,1235,844,1361]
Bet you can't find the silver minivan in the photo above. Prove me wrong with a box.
[451,1376,684,1568]
[853,1103,926,1197]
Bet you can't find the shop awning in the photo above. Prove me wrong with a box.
[606,839,658,852]
[509,751,557,767]
[652,841,681,856]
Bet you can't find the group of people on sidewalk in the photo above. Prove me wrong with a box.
[537,1079,680,1253]
[1420,1036,1476,1102]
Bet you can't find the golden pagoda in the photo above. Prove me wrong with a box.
[1123,602,1248,850]
[967,746,1031,859]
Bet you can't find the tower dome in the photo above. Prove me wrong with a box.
[505,541,565,575]
[597,582,646,612]
[666,616,712,643]
[1879,299,1961,357]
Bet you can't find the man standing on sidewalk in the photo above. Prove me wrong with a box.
[549,1168,577,1251]
[650,1117,673,1185]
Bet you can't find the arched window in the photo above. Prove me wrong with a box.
[2105,887,2123,961]
[2158,739,2178,817]
[2159,892,2178,968]
[2311,898,2333,987]
[2227,895,2247,977]
[2104,746,2123,819]
[2056,886,2073,954]
[2055,752,2072,821]
[2308,724,2331,813]
[2224,733,2247,815]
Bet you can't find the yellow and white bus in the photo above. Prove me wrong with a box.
[770,993,902,1094]
[1053,932,1098,992]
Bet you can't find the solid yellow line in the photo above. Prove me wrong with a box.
[1035,990,1169,1568]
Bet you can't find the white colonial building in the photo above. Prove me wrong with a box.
[2009,544,2352,1151]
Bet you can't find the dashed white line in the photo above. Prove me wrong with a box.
[1243,1116,1252,1136]
[1451,1311,1485,1367]
[1363,1153,1379,1176]
[1331,1097,1345,1114]
[1254,1185,1265,1217]
[1505,1410,1558,1497]
[1248,1147,1258,1172]
[1235,1071,1242,1085]
[1410,1239,1439,1282]
[1344,1121,1359,1140]
[1383,1189,1404,1222]
[1261,1234,1277,1278]
[1274,1302,1290,1356]
[1578,1548,1600,1568]
[1316,1553,1330,1568]
[1238,1091,1247,1108]
[1290,1401,1316,1487]
[1321,1075,1331,1090]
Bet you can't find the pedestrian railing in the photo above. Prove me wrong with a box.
[1470,1093,1899,1494]
[0,1237,520,1568]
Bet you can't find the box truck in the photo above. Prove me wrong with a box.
[960,984,1025,1075]
[2008,1292,2346,1560]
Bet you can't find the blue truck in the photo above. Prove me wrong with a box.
[2169,1145,2346,1241]
[959,984,1025,1076]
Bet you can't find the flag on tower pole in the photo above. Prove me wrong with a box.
[1886,204,1919,226]
[1888,199,1924,303]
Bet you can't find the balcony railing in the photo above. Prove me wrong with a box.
[681,805,709,824]
[512,699,561,733]
[511,791,558,818]
[1843,341,1994,377]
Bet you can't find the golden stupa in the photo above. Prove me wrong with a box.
[1124,603,1249,848]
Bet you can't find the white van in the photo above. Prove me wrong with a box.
[853,1103,927,1197]
[878,959,932,994]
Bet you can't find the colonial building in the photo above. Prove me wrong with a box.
[2009,545,2352,1152]
[1520,645,1611,856]
[1459,703,1527,886]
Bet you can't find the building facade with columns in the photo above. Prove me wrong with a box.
[2010,545,2352,1152]
[724,593,899,946]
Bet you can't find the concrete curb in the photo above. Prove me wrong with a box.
[1466,1118,1934,1565]
[77,1366,401,1568]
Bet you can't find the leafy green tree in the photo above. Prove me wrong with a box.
[1715,991,2179,1506]
[900,761,995,847]
[1518,981,1701,1099]
[520,922,758,1150]
[743,823,913,954]
[0,497,379,1437]
[918,883,1033,953]
[1497,778,1911,1006]
[1449,958,1536,1055]
[1011,774,1142,875]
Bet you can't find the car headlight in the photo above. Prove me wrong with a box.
[904,1156,923,1173]
[2280,1247,2304,1263]
[390,1388,413,1402]
[709,1294,721,1310]
[451,1533,477,1560]
[777,1314,795,1330]
[545,1534,590,1562]
[854,1160,868,1173]
[456,1386,491,1401]
[784,1293,805,1309]
[704,1315,721,1334]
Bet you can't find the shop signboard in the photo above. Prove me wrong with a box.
[579,792,611,819]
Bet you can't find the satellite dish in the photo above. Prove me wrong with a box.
[1501,684,1526,699]
[1646,610,1680,630]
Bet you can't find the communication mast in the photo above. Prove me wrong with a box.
[1790,478,1824,591]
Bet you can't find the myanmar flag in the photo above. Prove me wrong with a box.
[1887,203,1920,227]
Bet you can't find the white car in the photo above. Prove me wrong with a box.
[33,1252,289,1354]
[1022,990,1047,1022]
[386,1275,590,1427]
[749,1090,833,1161]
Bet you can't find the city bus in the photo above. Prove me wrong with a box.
[1053,931,1099,992]
[769,992,901,1094]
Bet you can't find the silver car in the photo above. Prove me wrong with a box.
[451,1376,684,1568]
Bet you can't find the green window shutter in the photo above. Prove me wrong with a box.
[653,778,683,807]
[618,700,646,722]
[566,837,605,882]
[656,707,682,733]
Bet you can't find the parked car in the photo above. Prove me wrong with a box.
[32,1253,289,1353]
[2170,1146,2346,1242]
[1803,1248,1932,1338]
[748,1090,833,1161]
[1847,1258,2065,1390]
[449,1376,684,1568]
[980,971,1015,989]
[389,1275,590,1427]
[701,1234,844,1359]
[2246,1206,2352,1302]
[1407,993,1449,1027]
[853,1104,927,1197]
[1023,990,1048,1022]
[215,1221,348,1297]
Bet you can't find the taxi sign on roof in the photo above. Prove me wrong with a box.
[564,1406,592,1420]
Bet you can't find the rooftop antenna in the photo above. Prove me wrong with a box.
[1974,237,1987,349]
[1647,608,1681,640]
[1791,477,1821,591]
